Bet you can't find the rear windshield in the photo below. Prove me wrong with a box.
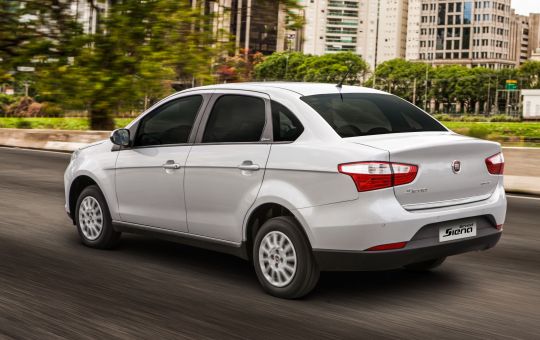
[301,93,447,138]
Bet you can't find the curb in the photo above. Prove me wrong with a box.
[0,128,109,152]
[504,176,540,196]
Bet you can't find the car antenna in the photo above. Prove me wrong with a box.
[336,62,353,101]
[336,62,353,89]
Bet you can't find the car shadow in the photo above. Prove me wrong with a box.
[107,234,464,301]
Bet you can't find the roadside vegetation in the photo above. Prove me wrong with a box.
[1,117,538,147]
[0,118,132,130]
[441,121,540,147]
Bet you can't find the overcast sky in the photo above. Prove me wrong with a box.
[512,0,540,15]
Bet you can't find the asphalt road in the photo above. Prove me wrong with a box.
[1,147,539,340]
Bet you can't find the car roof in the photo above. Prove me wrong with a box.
[184,82,389,97]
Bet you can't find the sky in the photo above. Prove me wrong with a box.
[512,0,540,15]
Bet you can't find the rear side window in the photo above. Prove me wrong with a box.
[203,95,266,143]
[301,93,446,138]
[271,101,304,142]
[135,95,202,146]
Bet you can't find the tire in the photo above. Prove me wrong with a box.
[404,257,446,271]
[75,185,121,249]
[253,216,319,299]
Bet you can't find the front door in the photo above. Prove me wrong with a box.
[184,92,272,242]
[115,94,206,232]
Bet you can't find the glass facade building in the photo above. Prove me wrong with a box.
[406,0,521,69]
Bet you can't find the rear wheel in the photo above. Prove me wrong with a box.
[404,257,446,271]
[253,216,319,299]
[75,185,121,249]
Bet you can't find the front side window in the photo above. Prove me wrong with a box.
[271,101,304,142]
[301,93,446,138]
[202,95,266,143]
[134,95,202,147]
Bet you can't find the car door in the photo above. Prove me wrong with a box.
[184,90,272,243]
[115,93,208,232]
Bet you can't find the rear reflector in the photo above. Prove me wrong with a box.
[366,242,407,251]
[485,152,504,175]
[338,162,418,192]
[496,224,503,231]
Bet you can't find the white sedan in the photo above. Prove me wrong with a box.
[64,82,506,298]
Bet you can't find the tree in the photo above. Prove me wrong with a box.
[254,51,368,84]
[301,52,368,84]
[216,49,264,83]
[0,0,82,96]
[36,0,225,130]
[366,59,431,104]
[254,51,310,81]
[518,61,540,89]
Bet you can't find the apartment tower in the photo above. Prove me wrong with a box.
[299,0,408,69]
[406,0,517,69]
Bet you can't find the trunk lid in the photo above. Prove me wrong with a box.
[347,132,502,210]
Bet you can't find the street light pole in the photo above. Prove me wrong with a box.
[487,75,491,114]
[372,0,381,89]
[424,63,429,111]
[23,81,29,98]
[412,78,417,105]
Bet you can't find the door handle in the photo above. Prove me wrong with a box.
[162,161,181,170]
[238,161,260,171]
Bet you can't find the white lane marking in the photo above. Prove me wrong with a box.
[507,194,540,201]
[0,146,72,155]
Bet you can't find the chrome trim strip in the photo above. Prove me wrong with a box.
[112,220,241,247]
[403,193,493,211]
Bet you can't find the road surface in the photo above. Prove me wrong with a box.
[1,147,539,339]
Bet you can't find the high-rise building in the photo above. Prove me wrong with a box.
[71,0,108,34]
[406,0,518,69]
[531,48,540,61]
[227,0,288,54]
[509,13,529,65]
[528,13,540,58]
[300,0,361,55]
[358,0,409,68]
[299,0,408,69]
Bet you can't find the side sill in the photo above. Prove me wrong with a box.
[112,221,249,260]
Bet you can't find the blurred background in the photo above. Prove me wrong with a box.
[0,0,539,148]
[1,1,540,339]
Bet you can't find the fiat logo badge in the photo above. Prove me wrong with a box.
[452,160,461,174]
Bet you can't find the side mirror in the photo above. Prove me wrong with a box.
[110,128,130,147]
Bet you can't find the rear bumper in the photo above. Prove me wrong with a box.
[296,183,506,252]
[314,230,501,271]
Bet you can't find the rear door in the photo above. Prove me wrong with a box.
[184,90,272,242]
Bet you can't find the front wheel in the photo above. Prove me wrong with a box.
[253,216,319,299]
[75,185,121,249]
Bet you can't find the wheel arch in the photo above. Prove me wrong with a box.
[243,199,314,261]
[68,174,101,222]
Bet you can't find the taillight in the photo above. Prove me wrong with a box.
[485,152,504,175]
[338,162,418,192]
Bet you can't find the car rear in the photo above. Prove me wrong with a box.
[298,91,506,270]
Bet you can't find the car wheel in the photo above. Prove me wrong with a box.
[404,257,446,271]
[253,216,319,299]
[75,185,121,249]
